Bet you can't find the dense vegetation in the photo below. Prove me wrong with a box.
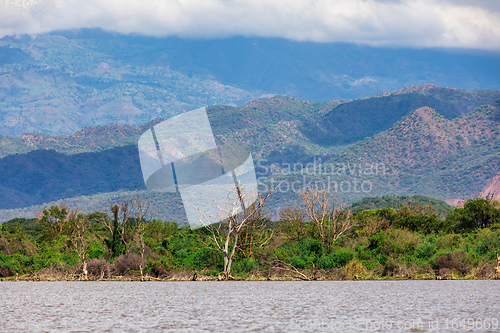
[351,195,451,214]
[1,195,499,281]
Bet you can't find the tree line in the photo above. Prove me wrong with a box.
[1,190,500,281]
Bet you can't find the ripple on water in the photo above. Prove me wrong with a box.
[0,280,499,332]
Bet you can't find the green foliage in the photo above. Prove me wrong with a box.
[192,248,221,269]
[318,249,354,269]
[393,205,451,234]
[1,194,500,279]
[352,195,450,214]
[36,205,69,240]
[446,197,500,231]
[88,243,106,259]
[232,258,259,273]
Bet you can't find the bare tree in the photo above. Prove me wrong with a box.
[279,207,309,241]
[67,210,90,280]
[198,188,273,280]
[299,188,354,250]
[496,250,500,275]
[128,199,150,280]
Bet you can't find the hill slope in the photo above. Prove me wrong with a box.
[1,29,500,135]
[0,90,499,221]
[324,100,500,202]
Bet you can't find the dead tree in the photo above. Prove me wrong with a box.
[104,199,150,247]
[68,210,89,280]
[299,188,354,250]
[496,250,500,275]
[199,188,274,280]
[279,207,308,241]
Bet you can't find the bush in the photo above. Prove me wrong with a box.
[192,247,220,269]
[414,242,437,259]
[113,253,143,276]
[437,233,465,250]
[297,238,324,258]
[88,243,106,259]
[434,250,470,275]
[318,249,354,269]
[233,258,259,273]
[344,260,367,279]
[146,261,169,278]
[386,229,421,255]
[86,258,111,278]
[472,229,500,260]
[0,265,14,277]
[290,256,307,269]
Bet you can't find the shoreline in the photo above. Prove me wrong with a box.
[2,273,499,282]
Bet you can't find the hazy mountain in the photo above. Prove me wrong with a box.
[1,29,500,136]
[303,84,500,145]
[323,101,500,203]
[0,86,499,222]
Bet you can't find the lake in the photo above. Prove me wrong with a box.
[1,280,499,332]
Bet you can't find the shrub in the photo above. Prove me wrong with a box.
[434,250,470,275]
[0,265,14,277]
[88,243,106,259]
[414,242,437,259]
[113,253,143,276]
[318,249,354,269]
[437,233,465,250]
[146,261,169,278]
[233,258,259,273]
[290,256,306,269]
[344,259,367,279]
[297,238,324,258]
[386,229,421,255]
[86,258,111,278]
[367,231,386,254]
[192,247,220,269]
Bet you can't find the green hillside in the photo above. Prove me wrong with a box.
[305,85,500,145]
[350,195,451,213]
[323,101,500,201]
[1,90,499,222]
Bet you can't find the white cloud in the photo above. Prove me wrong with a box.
[0,0,499,50]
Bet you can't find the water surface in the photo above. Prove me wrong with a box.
[1,280,499,332]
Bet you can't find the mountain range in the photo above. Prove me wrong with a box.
[0,84,499,223]
[1,29,500,136]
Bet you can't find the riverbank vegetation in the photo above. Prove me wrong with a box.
[1,193,500,281]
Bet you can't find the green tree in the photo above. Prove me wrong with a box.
[35,205,69,240]
[446,196,500,231]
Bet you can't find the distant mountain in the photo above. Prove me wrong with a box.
[1,29,500,135]
[303,84,500,145]
[0,87,499,222]
[323,101,500,203]
[2,85,498,160]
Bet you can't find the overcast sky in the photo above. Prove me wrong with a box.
[1,0,499,50]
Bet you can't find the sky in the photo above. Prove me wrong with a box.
[0,0,499,50]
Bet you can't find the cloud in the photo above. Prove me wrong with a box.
[0,0,499,50]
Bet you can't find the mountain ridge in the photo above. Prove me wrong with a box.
[2,29,500,136]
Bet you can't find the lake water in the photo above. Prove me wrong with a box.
[1,280,499,332]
